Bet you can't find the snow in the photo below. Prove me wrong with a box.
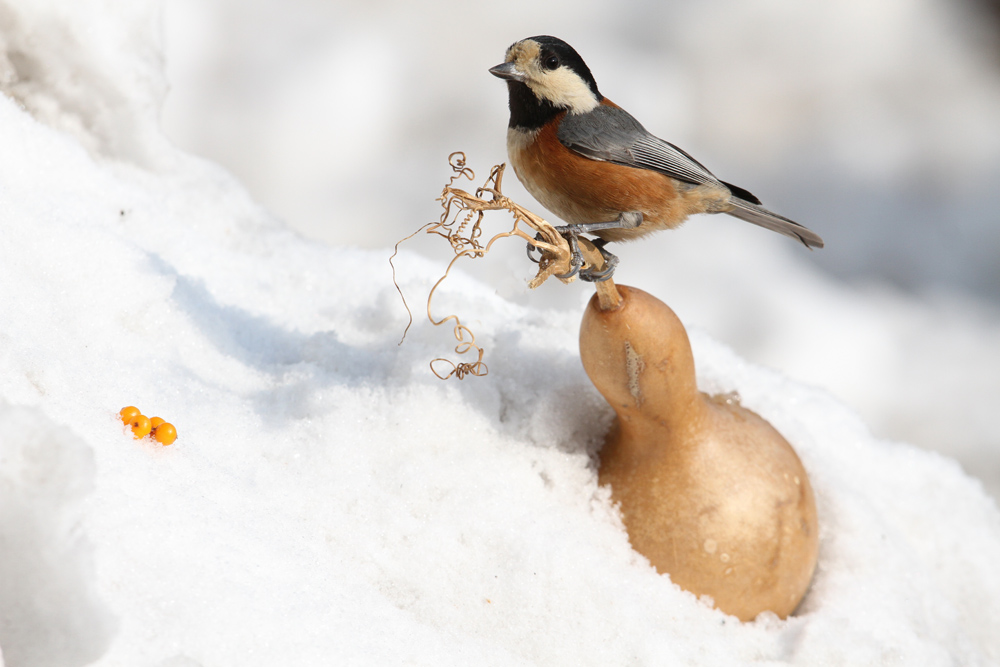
[0,0,998,665]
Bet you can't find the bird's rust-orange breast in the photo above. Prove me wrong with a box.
[508,109,697,241]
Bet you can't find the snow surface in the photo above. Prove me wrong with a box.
[0,0,999,665]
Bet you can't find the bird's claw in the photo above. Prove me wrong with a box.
[526,234,545,264]
[555,230,584,280]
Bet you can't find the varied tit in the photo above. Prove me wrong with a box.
[489,35,823,281]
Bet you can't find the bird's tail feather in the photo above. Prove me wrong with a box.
[725,198,824,249]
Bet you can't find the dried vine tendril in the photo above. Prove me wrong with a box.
[390,151,609,380]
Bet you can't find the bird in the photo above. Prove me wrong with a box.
[489,35,823,281]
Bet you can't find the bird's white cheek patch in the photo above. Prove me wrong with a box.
[528,68,600,115]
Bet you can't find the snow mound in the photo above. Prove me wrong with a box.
[0,2,997,665]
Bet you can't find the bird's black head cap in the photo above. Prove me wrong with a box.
[524,36,602,99]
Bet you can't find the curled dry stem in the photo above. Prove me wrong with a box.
[390,151,616,379]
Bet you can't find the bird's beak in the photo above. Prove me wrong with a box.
[489,62,527,83]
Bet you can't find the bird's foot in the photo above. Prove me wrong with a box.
[530,219,629,281]
[550,230,618,282]
[579,240,618,282]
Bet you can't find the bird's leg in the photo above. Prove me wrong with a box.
[553,211,643,237]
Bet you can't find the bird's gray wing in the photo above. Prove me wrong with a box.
[557,104,723,189]
[557,104,825,248]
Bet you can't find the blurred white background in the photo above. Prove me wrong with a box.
[159,0,1000,497]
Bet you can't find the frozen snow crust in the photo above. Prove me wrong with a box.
[0,2,998,665]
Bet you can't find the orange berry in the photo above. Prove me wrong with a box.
[149,417,165,429]
[120,406,141,425]
[152,422,177,446]
[130,415,152,439]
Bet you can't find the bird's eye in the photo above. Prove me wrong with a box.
[543,54,560,70]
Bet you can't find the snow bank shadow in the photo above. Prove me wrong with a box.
[171,274,395,417]
[463,328,613,460]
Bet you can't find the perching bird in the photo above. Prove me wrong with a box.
[489,35,823,281]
